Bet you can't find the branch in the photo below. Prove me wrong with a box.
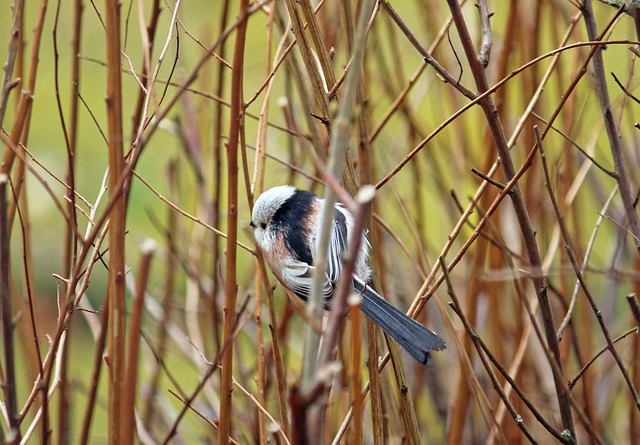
[581,1,640,253]
[218,0,250,443]
[444,0,576,436]
[0,174,18,442]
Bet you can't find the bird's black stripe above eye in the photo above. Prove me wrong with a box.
[271,189,316,265]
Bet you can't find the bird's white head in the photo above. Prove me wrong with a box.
[250,185,297,251]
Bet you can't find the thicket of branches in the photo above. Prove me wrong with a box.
[0,0,639,443]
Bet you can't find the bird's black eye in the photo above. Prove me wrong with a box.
[260,222,267,230]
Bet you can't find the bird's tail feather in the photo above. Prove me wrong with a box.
[353,277,446,366]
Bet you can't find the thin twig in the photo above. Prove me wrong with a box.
[131,169,255,254]
[78,303,109,445]
[531,111,616,177]
[375,36,636,190]
[611,70,640,104]
[537,126,640,411]
[441,258,542,444]
[557,186,619,339]
[444,0,579,435]
[581,2,640,253]
[167,390,241,445]
[161,298,254,444]
[569,328,639,388]
[381,1,476,100]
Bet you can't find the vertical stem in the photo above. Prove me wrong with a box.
[129,0,161,145]
[58,0,83,442]
[455,2,521,441]
[352,3,384,439]
[258,253,290,439]
[0,0,24,127]
[78,302,109,445]
[143,162,178,436]
[301,1,375,442]
[122,242,155,444]
[104,0,127,443]
[218,1,249,443]
[283,0,331,119]
[301,0,375,393]
[350,299,363,445]
[210,0,231,357]
[255,261,267,445]
[299,0,336,91]
[0,174,19,442]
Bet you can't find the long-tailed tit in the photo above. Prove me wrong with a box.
[250,185,446,365]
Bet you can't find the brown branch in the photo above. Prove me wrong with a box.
[581,1,640,254]
[0,174,19,442]
[381,1,477,100]
[78,303,109,445]
[537,127,640,412]
[0,0,24,128]
[104,0,127,442]
[54,0,83,439]
[557,186,619,340]
[299,0,336,91]
[531,111,616,177]
[568,328,638,389]
[288,381,327,445]
[218,0,249,442]
[444,0,576,436]
[374,39,635,190]
[441,258,543,444]
[0,0,47,178]
[283,0,331,120]
[129,0,161,145]
[122,241,155,443]
[11,173,46,442]
[210,0,232,361]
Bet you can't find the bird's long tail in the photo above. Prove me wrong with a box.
[353,277,446,366]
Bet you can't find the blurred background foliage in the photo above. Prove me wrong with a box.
[0,0,639,443]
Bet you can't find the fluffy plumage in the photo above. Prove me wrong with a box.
[251,185,446,365]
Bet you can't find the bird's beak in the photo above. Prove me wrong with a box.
[249,221,255,228]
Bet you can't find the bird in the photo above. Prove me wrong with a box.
[250,185,446,365]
